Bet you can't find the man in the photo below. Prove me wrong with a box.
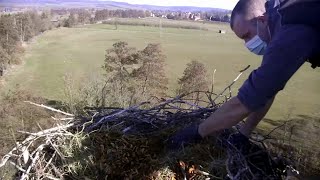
[168,0,320,149]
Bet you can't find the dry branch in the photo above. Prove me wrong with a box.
[212,65,250,102]
[24,101,75,117]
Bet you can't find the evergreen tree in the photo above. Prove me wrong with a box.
[102,41,139,107]
[132,44,168,101]
[177,60,209,95]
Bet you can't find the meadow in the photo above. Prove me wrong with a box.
[2,18,320,127]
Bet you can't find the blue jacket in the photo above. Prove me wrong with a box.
[237,0,320,112]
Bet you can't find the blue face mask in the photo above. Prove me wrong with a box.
[245,20,268,56]
[245,35,267,55]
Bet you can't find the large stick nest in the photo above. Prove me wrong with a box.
[0,66,298,180]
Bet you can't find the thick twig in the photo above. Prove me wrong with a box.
[24,101,75,117]
[20,143,47,180]
[43,151,57,173]
[0,123,73,168]
[51,116,74,121]
[87,102,150,131]
[9,161,26,173]
[213,65,250,102]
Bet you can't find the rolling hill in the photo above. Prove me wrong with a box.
[0,0,229,12]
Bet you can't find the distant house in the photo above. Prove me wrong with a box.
[186,12,201,21]
[194,13,201,21]
[4,7,12,13]
[187,12,192,18]
[189,14,195,20]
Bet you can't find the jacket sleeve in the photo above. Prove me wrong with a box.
[237,25,319,112]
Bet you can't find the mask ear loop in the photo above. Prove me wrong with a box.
[257,18,272,42]
[256,19,260,37]
[267,26,272,40]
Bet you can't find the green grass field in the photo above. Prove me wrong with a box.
[2,19,320,126]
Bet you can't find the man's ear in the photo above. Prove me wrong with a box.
[256,15,268,26]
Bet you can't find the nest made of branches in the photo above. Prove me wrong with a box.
[0,66,297,180]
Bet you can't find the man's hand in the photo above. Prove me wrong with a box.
[167,124,203,150]
[227,133,250,153]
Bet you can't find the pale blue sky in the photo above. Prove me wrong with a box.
[108,0,238,10]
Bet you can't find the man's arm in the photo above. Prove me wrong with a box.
[168,25,319,149]
[198,95,275,138]
[198,97,250,137]
[199,24,318,138]
[239,96,275,136]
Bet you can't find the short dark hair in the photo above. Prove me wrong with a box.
[230,0,266,30]
[230,0,246,30]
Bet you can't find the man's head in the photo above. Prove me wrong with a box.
[231,0,270,46]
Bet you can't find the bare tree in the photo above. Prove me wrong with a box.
[0,46,9,76]
[64,13,77,28]
[0,14,20,68]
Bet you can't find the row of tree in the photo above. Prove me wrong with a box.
[68,41,210,109]
[63,9,152,28]
[63,8,231,28]
[150,10,231,22]
[94,9,151,21]
[63,9,93,27]
[0,11,52,76]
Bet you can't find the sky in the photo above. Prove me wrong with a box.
[107,0,238,10]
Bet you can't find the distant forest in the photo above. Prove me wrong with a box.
[0,7,230,76]
[0,11,52,76]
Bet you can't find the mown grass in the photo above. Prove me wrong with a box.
[3,19,319,121]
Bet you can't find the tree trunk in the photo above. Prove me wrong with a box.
[20,19,23,42]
